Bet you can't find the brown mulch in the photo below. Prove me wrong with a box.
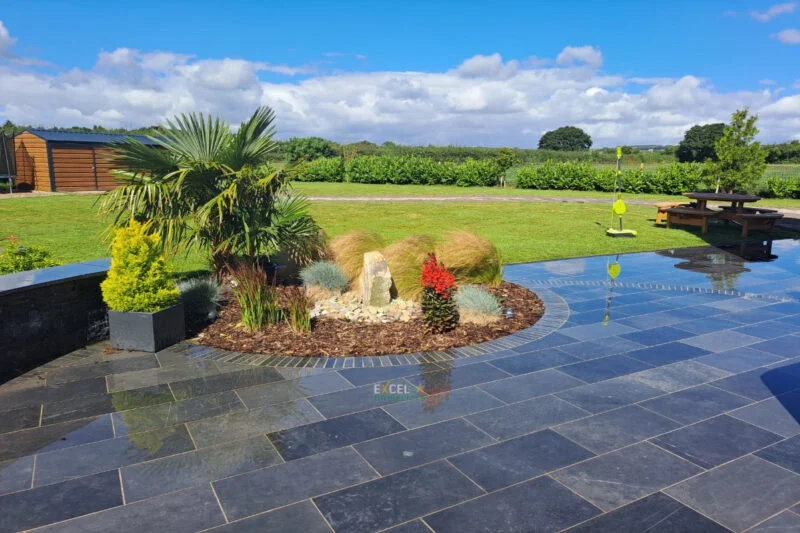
[195,281,543,357]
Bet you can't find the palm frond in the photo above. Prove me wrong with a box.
[100,106,318,272]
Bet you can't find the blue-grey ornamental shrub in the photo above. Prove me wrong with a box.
[454,285,502,316]
[178,277,222,321]
[300,260,349,292]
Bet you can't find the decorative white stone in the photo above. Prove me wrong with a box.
[361,251,393,308]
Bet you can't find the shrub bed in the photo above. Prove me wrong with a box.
[195,280,543,357]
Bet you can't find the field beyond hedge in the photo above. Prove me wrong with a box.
[1,194,796,275]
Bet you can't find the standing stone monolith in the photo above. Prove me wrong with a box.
[361,251,392,307]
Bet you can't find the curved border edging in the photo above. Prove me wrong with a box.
[176,287,569,369]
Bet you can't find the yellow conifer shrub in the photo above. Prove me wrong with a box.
[101,221,180,312]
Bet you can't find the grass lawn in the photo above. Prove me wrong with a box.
[293,182,800,209]
[1,194,796,275]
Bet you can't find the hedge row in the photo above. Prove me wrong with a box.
[760,177,800,199]
[295,155,502,187]
[515,161,706,195]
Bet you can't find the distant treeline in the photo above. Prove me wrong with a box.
[1,120,162,137]
[3,121,799,164]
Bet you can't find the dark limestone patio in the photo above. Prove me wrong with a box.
[1,241,800,532]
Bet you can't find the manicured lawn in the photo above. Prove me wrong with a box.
[2,194,796,275]
[293,182,800,209]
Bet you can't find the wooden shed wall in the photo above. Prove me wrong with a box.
[50,146,98,191]
[93,147,120,191]
[49,146,122,191]
[13,132,51,191]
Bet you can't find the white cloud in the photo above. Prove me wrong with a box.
[760,95,800,116]
[0,20,16,57]
[751,2,796,22]
[774,28,800,43]
[454,53,519,79]
[794,79,800,88]
[556,46,603,69]
[759,78,777,85]
[0,24,797,146]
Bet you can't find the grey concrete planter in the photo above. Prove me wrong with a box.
[108,303,185,352]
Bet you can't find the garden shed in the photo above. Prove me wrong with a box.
[13,129,159,192]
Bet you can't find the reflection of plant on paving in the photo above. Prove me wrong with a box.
[1,195,797,274]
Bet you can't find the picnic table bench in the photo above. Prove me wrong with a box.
[665,207,721,234]
[731,212,784,237]
[663,192,783,237]
[654,201,690,224]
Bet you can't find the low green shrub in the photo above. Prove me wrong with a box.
[178,277,221,322]
[346,155,393,184]
[455,285,502,316]
[296,155,500,187]
[0,236,61,274]
[760,177,800,198]
[101,221,180,313]
[454,158,501,187]
[516,161,705,195]
[296,157,345,182]
[300,261,349,292]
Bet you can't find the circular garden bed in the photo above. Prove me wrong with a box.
[194,281,543,357]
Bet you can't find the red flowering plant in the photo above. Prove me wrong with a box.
[420,254,459,333]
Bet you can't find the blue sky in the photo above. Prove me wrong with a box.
[1,1,799,146]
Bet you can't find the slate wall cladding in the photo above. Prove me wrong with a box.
[0,261,109,382]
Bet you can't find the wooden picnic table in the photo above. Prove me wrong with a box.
[682,192,761,213]
[669,192,783,237]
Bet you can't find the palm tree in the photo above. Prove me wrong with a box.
[99,107,323,274]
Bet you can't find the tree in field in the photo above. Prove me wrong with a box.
[283,136,339,162]
[706,109,767,193]
[495,147,517,172]
[100,107,324,275]
[495,147,517,188]
[676,123,725,162]
[538,126,592,151]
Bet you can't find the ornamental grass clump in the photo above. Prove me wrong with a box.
[455,285,502,325]
[300,261,349,293]
[285,286,312,334]
[330,231,384,283]
[230,264,281,331]
[101,221,180,313]
[420,254,459,333]
[382,235,436,301]
[435,231,502,287]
